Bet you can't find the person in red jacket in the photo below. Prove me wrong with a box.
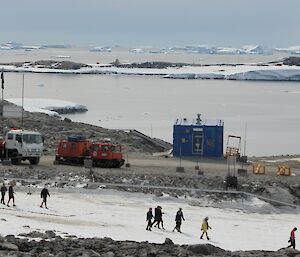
[288,227,297,249]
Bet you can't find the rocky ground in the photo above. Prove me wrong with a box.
[2,154,300,210]
[0,232,299,257]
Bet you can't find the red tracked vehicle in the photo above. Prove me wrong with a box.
[55,135,125,168]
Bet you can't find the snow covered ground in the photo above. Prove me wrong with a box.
[0,189,298,251]
[7,98,87,116]
[1,63,300,81]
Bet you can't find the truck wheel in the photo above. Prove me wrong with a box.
[116,159,125,168]
[11,157,21,165]
[29,157,40,165]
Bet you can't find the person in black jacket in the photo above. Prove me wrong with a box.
[152,206,160,228]
[1,183,7,205]
[7,184,16,207]
[40,186,50,209]
[152,206,164,229]
[172,208,185,233]
[146,208,153,231]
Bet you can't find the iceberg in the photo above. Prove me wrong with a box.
[129,48,145,53]
[183,45,271,55]
[7,98,88,116]
[241,45,271,55]
[89,46,112,52]
[275,45,300,55]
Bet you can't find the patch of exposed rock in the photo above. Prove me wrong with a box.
[0,234,299,257]
[114,61,185,69]
[49,106,88,114]
[10,60,91,70]
[283,56,300,66]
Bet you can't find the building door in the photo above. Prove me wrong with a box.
[192,131,203,155]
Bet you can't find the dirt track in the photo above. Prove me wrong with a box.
[2,153,300,192]
[2,152,300,182]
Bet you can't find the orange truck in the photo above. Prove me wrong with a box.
[55,135,125,168]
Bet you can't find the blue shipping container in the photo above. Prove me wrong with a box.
[173,116,224,157]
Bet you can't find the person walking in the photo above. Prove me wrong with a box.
[173,208,185,233]
[288,227,297,249]
[146,208,153,231]
[152,206,160,228]
[1,183,7,205]
[7,184,16,207]
[152,206,164,229]
[200,217,211,240]
[40,186,50,209]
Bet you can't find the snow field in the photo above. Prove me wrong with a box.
[0,189,298,251]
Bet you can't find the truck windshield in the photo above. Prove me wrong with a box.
[110,145,121,152]
[22,134,43,144]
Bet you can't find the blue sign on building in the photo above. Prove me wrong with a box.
[173,114,224,157]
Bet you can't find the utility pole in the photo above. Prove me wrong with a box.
[1,69,4,118]
[243,123,247,157]
[21,73,24,127]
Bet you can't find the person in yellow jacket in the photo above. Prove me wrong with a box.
[200,217,211,240]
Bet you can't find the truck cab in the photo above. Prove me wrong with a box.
[90,142,124,168]
[4,129,44,165]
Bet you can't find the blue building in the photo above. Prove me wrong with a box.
[173,114,224,157]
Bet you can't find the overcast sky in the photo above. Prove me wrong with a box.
[1,0,299,47]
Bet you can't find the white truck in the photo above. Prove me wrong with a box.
[0,128,44,165]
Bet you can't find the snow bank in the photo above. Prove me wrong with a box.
[7,98,87,116]
[227,69,300,81]
[165,65,300,81]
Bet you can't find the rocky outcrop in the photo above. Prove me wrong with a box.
[115,61,185,69]
[0,105,171,154]
[48,106,88,114]
[0,233,298,257]
[12,60,91,70]
[283,57,300,66]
